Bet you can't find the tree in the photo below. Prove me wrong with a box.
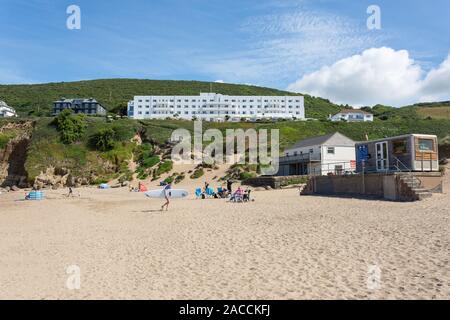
[90,128,115,151]
[54,109,86,144]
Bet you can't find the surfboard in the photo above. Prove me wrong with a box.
[145,189,189,199]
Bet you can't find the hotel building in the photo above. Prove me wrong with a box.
[127,93,304,121]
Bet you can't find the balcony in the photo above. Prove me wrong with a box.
[279,153,321,164]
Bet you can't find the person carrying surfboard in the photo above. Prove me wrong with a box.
[161,183,172,211]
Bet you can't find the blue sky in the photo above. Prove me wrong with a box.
[1,0,450,106]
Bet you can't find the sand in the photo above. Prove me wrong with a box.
[0,170,449,299]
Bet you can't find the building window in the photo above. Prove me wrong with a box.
[393,139,407,154]
[309,149,313,154]
[418,139,434,151]
[327,147,335,154]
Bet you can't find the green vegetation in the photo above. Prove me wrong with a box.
[155,160,173,177]
[53,109,87,144]
[190,168,204,179]
[0,132,15,148]
[89,128,115,151]
[280,176,309,187]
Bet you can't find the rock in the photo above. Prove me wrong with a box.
[121,181,129,187]
[11,185,20,191]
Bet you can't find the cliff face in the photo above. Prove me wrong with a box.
[0,121,34,188]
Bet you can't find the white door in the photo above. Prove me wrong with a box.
[375,142,389,171]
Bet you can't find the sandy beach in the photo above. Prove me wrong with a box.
[0,169,449,300]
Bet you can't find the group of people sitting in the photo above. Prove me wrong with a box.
[196,180,252,202]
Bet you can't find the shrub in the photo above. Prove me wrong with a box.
[53,109,86,144]
[175,174,185,184]
[142,155,160,168]
[89,128,116,151]
[190,168,204,179]
[239,172,256,180]
[155,160,173,176]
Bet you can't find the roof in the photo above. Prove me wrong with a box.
[286,132,355,151]
[0,100,15,112]
[336,109,372,115]
[355,134,438,144]
[55,98,99,103]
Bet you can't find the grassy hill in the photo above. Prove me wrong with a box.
[364,101,450,121]
[0,79,341,119]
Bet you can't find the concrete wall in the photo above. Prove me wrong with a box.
[302,172,443,201]
[243,175,308,189]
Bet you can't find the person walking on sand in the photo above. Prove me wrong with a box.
[161,183,172,211]
[227,179,234,194]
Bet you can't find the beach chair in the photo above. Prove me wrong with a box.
[195,188,203,199]
[217,187,223,194]
[233,193,244,203]
[206,187,215,198]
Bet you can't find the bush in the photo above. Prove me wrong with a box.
[155,160,173,176]
[142,155,160,168]
[239,172,256,180]
[280,177,309,186]
[89,128,115,151]
[53,109,87,144]
[0,133,14,149]
[190,168,204,179]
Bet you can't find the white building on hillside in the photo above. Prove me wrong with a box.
[329,109,373,122]
[127,93,304,121]
[277,132,356,176]
[0,101,17,118]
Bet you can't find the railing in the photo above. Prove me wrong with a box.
[279,153,321,164]
[308,161,356,176]
[392,155,422,188]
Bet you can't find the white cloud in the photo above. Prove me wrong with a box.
[195,8,382,88]
[421,54,450,102]
[214,80,225,83]
[287,47,450,107]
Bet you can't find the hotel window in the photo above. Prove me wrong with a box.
[327,147,335,155]
[138,100,142,102]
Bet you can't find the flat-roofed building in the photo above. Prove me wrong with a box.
[127,92,304,121]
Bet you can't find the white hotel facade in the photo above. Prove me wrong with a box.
[127,93,305,121]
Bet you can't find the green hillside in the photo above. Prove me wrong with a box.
[0,79,341,119]
[363,101,450,121]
